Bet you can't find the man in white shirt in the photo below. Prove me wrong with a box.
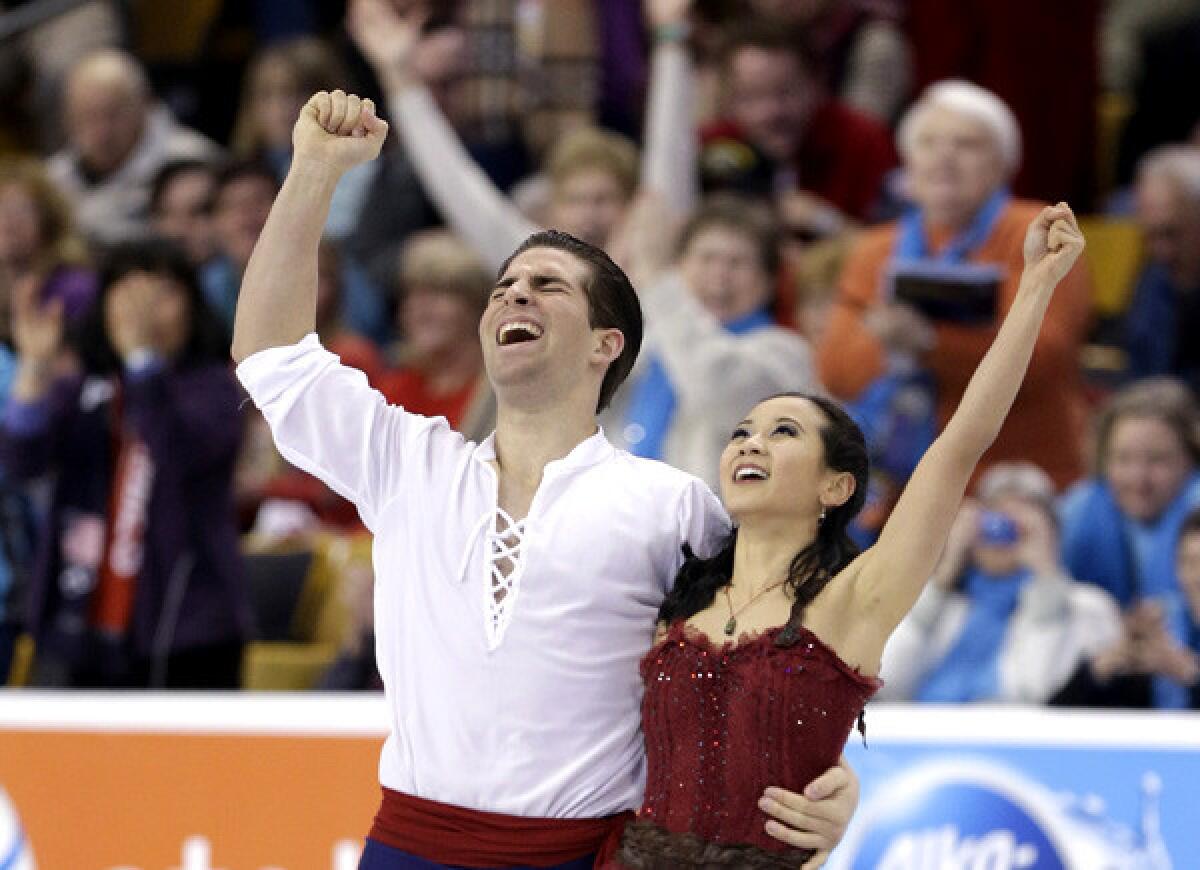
[232,89,856,870]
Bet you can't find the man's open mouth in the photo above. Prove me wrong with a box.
[497,320,544,346]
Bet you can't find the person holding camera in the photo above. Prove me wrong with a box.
[877,462,1121,703]
[816,81,1093,490]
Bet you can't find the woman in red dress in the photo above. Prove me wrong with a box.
[606,204,1086,869]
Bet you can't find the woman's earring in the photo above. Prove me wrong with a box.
[818,506,827,525]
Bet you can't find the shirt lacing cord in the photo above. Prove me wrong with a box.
[454,507,529,651]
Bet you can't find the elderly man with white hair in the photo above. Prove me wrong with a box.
[47,49,221,244]
[817,80,1094,490]
[1124,145,1200,394]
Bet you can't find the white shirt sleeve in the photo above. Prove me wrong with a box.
[235,334,469,532]
[676,477,731,568]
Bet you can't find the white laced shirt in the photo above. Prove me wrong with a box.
[237,336,729,818]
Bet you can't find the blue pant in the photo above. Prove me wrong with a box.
[358,838,597,870]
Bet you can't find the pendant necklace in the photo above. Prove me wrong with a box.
[722,580,787,635]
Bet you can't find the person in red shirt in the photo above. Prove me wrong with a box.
[377,229,494,440]
[701,21,897,223]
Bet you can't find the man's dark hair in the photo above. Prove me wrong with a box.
[77,238,229,374]
[719,20,814,79]
[498,230,643,413]
[214,158,280,199]
[149,158,218,216]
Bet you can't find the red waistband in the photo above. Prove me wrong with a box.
[369,787,633,868]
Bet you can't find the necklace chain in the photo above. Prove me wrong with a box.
[721,580,787,636]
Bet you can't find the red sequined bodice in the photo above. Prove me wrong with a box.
[635,621,881,855]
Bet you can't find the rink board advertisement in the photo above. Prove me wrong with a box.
[1,697,1198,870]
[832,707,1200,869]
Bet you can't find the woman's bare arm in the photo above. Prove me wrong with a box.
[850,204,1086,641]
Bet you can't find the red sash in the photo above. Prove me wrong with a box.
[369,787,632,868]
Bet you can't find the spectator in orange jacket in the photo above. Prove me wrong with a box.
[817,80,1092,489]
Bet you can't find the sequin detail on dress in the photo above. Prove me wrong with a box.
[614,621,882,867]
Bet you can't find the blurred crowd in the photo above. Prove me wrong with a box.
[0,0,1199,708]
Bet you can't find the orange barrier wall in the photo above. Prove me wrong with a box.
[0,694,387,870]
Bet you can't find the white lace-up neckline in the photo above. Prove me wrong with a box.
[455,506,530,650]
[484,508,528,650]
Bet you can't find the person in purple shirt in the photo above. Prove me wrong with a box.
[0,239,250,688]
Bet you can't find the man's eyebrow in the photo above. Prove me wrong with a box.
[492,272,572,290]
[530,272,572,287]
[775,416,803,427]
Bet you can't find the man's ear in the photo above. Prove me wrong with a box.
[592,327,624,368]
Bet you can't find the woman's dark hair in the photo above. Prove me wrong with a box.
[214,158,281,202]
[659,393,870,639]
[76,238,230,374]
[149,158,217,217]
[499,229,643,413]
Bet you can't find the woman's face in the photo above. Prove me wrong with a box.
[549,167,628,249]
[1105,416,1194,522]
[401,286,478,362]
[719,396,831,524]
[905,106,1006,227]
[250,57,306,151]
[0,183,44,266]
[103,271,192,360]
[680,224,772,324]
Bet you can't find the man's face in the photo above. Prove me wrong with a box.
[65,79,145,177]
[726,48,813,163]
[905,106,1006,227]
[549,168,628,249]
[747,0,829,22]
[152,169,216,265]
[1136,174,1200,288]
[479,247,614,406]
[213,176,276,269]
